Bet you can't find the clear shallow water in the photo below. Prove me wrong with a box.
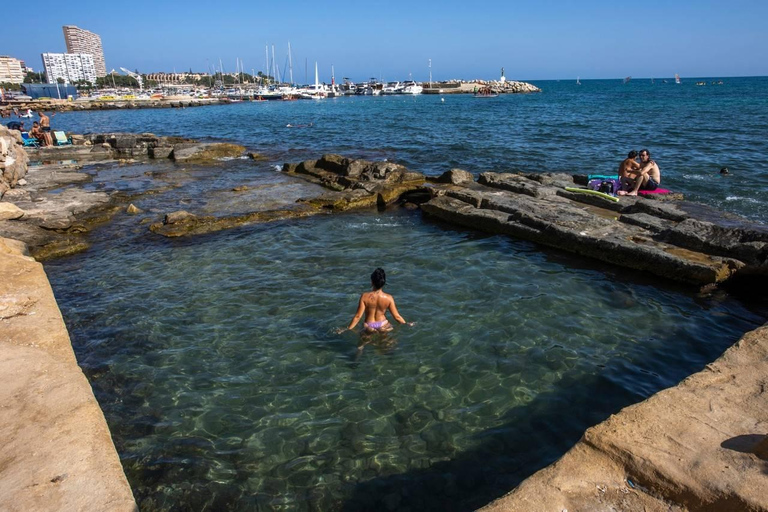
[45,205,764,511]
[54,77,768,222]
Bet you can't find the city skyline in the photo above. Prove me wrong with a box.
[2,0,767,83]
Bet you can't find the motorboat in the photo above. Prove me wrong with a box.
[402,81,423,94]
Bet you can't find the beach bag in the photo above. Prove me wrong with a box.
[588,178,620,195]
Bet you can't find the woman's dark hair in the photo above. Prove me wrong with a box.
[628,150,638,159]
[371,268,386,290]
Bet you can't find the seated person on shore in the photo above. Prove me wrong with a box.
[340,268,414,335]
[37,111,54,147]
[29,122,44,144]
[618,150,641,190]
[619,149,661,196]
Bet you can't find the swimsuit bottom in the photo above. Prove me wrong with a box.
[42,127,51,132]
[364,320,389,330]
[641,177,659,191]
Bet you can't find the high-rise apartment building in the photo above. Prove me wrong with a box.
[0,56,25,84]
[42,53,97,84]
[62,25,106,77]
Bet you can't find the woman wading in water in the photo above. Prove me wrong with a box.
[341,268,414,334]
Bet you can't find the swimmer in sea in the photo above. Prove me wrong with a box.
[340,268,414,334]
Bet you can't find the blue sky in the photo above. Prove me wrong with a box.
[4,0,767,82]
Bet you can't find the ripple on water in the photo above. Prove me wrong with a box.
[45,205,764,510]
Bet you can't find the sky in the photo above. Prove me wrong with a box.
[3,0,767,82]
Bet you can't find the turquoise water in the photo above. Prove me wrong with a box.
[54,77,768,223]
[42,78,768,511]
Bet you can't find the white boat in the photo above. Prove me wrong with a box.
[381,81,403,95]
[402,81,423,94]
[675,73,681,84]
[576,77,581,85]
[299,62,328,99]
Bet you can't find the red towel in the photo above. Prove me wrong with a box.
[638,188,671,195]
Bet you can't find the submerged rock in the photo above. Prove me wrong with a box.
[171,142,245,162]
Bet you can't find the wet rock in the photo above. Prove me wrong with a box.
[164,210,197,224]
[232,185,249,192]
[435,168,474,185]
[247,152,265,160]
[171,142,245,162]
[283,154,426,212]
[421,174,744,286]
[149,146,173,159]
[126,204,142,215]
[0,202,25,220]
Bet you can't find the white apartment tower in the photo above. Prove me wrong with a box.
[42,53,97,84]
[62,25,106,77]
[0,56,25,84]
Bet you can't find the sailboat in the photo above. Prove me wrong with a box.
[299,62,328,99]
[675,73,681,84]
[623,76,632,84]
[576,76,581,85]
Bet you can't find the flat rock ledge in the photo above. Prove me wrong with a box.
[149,154,426,237]
[24,132,245,163]
[417,171,768,287]
[480,324,768,512]
[0,237,137,511]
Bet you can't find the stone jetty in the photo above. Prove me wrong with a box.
[4,96,230,113]
[422,80,541,94]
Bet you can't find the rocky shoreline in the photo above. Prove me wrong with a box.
[1,129,767,510]
[0,237,137,511]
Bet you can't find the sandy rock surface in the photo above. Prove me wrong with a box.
[0,237,137,512]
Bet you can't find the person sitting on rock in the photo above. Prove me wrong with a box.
[6,120,23,131]
[619,149,661,196]
[29,121,44,145]
[618,150,641,190]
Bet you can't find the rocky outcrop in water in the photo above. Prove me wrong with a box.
[282,154,426,210]
[414,171,768,287]
[149,154,427,237]
[24,132,245,162]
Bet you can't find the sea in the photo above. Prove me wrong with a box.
[43,77,768,511]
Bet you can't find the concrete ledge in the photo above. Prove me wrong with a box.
[0,237,136,512]
[480,325,768,512]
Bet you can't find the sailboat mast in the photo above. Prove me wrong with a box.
[271,46,277,84]
[428,59,432,89]
[288,42,294,85]
[265,45,269,85]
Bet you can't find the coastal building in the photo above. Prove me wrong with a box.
[41,53,97,84]
[62,25,106,77]
[0,56,25,84]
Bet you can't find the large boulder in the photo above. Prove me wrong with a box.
[0,125,29,199]
[0,202,25,220]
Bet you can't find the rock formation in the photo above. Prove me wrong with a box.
[416,171,768,287]
[0,125,29,199]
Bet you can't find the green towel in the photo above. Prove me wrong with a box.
[588,174,618,181]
